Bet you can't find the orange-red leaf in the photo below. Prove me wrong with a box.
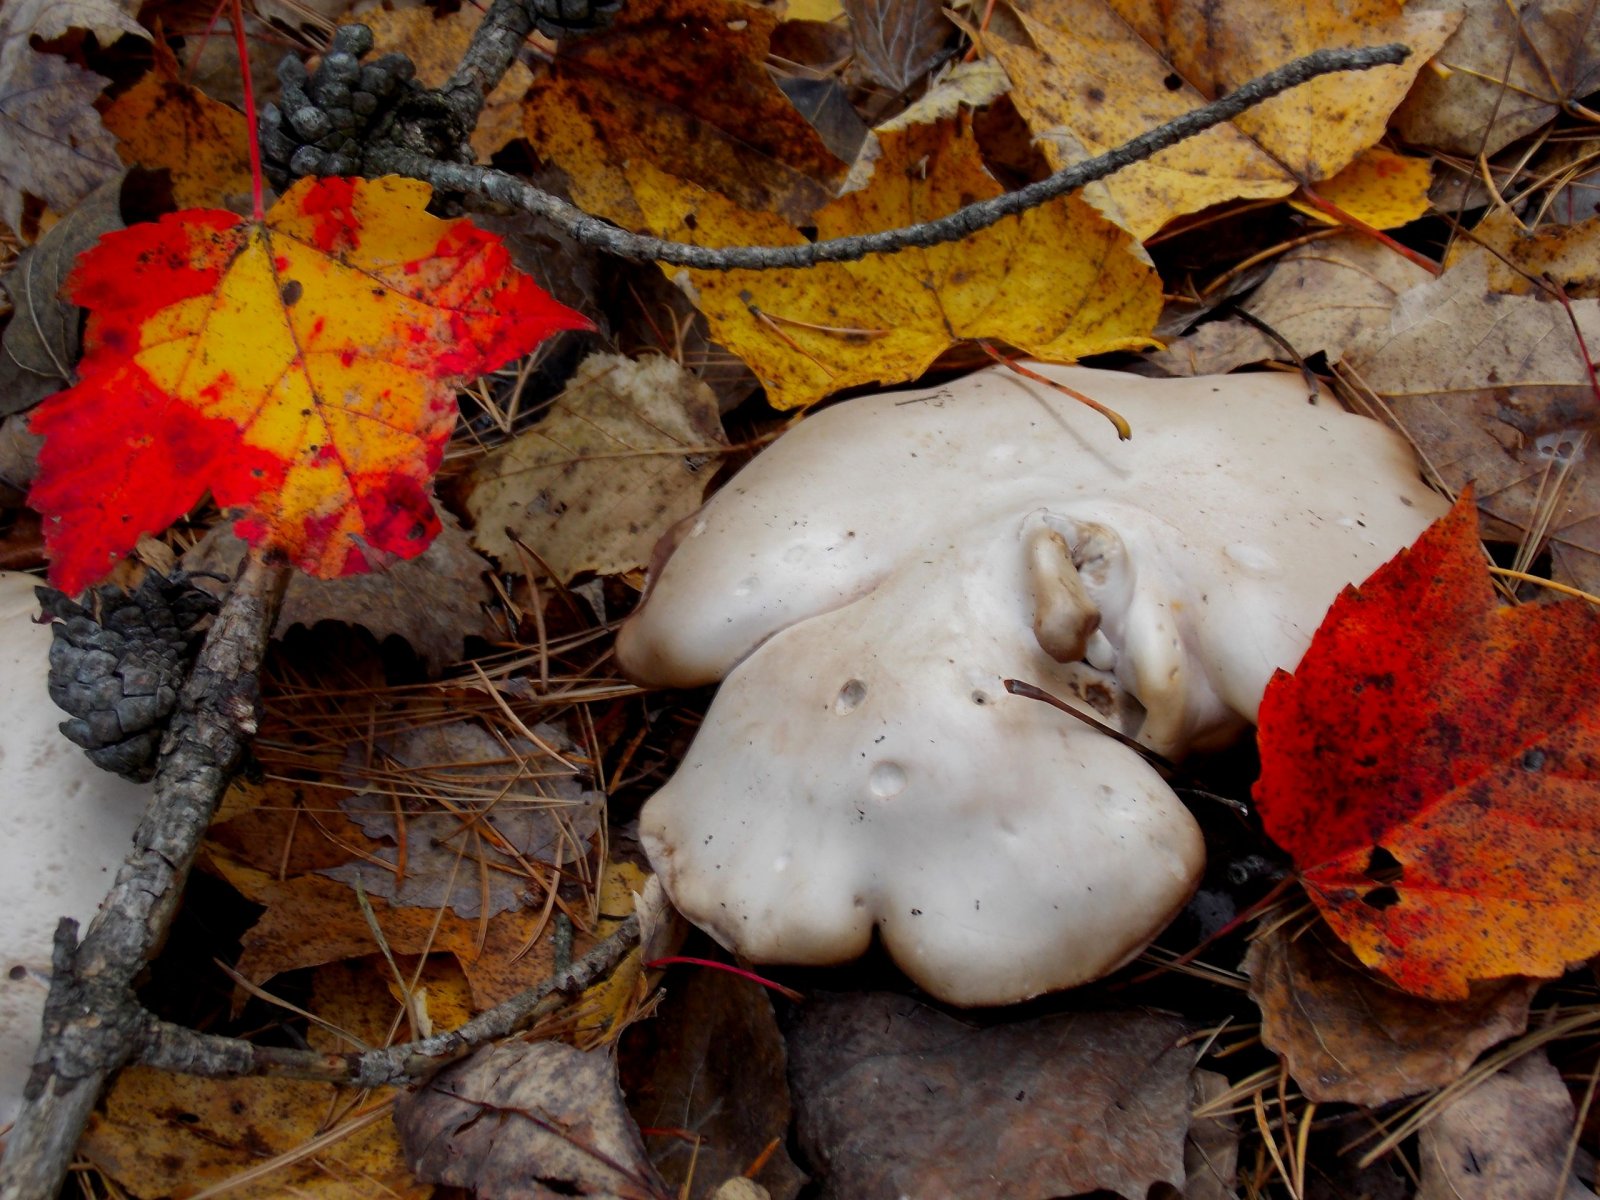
[28,176,589,594]
[1255,491,1600,999]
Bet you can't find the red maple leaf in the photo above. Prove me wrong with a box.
[1255,491,1600,998]
[28,175,590,594]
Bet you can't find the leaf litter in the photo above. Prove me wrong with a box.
[10,0,1600,1197]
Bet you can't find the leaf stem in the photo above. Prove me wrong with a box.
[232,0,265,220]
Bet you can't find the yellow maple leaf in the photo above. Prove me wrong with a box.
[633,119,1160,409]
[985,0,1457,237]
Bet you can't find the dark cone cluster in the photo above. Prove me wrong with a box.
[37,573,220,781]
[528,0,624,38]
[260,24,424,184]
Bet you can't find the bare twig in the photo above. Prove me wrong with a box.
[135,914,640,1086]
[0,558,290,1200]
[368,43,1412,269]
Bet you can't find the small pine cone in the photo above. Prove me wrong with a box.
[529,0,623,38]
[37,574,219,782]
[260,26,422,187]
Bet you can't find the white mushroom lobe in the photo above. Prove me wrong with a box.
[618,365,1446,1006]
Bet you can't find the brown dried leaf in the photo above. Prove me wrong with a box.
[844,0,950,92]
[317,720,603,920]
[467,352,727,580]
[1343,217,1600,595]
[101,40,253,210]
[1418,1052,1597,1200]
[521,0,846,228]
[184,509,500,673]
[1184,1071,1239,1200]
[1245,919,1539,1106]
[1149,232,1433,376]
[622,971,806,1200]
[396,1040,672,1200]
[788,991,1197,1200]
[1395,0,1600,158]
[0,171,124,413]
[0,0,134,232]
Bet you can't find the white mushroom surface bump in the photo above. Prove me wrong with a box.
[619,365,1447,1006]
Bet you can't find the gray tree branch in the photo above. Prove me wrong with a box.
[0,559,290,1200]
[366,43,1412,269]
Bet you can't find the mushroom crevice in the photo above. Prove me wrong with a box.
[616,365,1448,1007]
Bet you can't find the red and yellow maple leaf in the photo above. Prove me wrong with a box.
[28,175,589,594]
[1255,492,1600,999]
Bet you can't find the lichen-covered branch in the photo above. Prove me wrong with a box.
[136,915,641,1086]
[367,43,1411,269]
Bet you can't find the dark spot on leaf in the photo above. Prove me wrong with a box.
[1361,886,1401,910]
[1363,845,1403,884]
[1163,72,1183,90]
[1523,748,1545,771]
[1086,86,1105,103]
[279,279,303,306]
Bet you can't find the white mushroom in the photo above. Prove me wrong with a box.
[618,364,1446,1006]
[0,572,149,1127]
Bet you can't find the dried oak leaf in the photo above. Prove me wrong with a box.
[522,0,846,228]
[0,171,125,415]
[982,0,1455,238]
[1255,492,1600,999]
[1244,918,1539,1106]
[1149,231,1431,376]
[636,118,1158,409]
[466,352,727,579]
[788,991,1197,1200]
[0,0,140,232]
[1342,212,1600,595]
[1396,0,1600,158]
[101,38,253,210]
[26,175,589,595]
[353,9,533,161]
[396,1040,671,1200]
[184,507,500,674]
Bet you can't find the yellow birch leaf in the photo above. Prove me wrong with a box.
[983,4,1290,239]
[101,40,252,209]
[353,9,533,161]
[633,119,1160,409]
[1290,147,1432,230]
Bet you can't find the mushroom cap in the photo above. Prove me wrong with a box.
[0,571,149,1126]
[641,518,1205,1006]
[617,365,1445,733]
[622,365,1448,1005]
